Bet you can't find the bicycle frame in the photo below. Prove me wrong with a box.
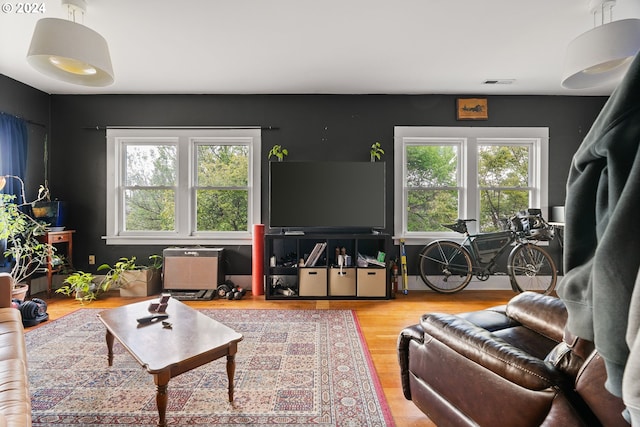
[463,231,516,270]
[457,228,537,292]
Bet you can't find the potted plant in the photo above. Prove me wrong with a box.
[56,271,104,303]
[0,175,53,300]
[100,255,163,297]
[268,144,289,161]
[370,142,384,162]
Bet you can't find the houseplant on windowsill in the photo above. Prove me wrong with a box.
[99,255,163,297]
[0,175,53,300]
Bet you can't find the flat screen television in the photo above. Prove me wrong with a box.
[269,161,385,232]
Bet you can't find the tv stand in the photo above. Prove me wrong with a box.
[264,232,391,300]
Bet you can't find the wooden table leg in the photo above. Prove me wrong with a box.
[46,244,54,299]
[226,353,236,402]
[154,371,171,427]
[105,330,114,366]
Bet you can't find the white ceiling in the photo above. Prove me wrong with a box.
[1,0,640,96]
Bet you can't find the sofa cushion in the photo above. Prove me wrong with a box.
[0,310,27,363]
[0,359,31,427]
[0,305,30,427]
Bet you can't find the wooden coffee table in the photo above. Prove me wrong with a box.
[97,298,243,427]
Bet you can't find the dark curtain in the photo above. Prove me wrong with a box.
[0,113,28,270]
[0,112,28,199]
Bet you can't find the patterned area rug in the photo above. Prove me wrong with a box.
[25,308,393,426]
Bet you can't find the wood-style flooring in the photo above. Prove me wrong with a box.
[29,289,516,427]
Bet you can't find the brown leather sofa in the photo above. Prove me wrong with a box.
[398,292,628,427]
[0,272,31,427]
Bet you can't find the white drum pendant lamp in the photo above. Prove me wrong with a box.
[562,19,640,89]
[562,0,640,89]
[26,0,114,86]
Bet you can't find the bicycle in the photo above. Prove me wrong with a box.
[417,210,557,294]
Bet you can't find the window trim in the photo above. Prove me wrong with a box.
[105,128,261,245]
[394,126,548,244]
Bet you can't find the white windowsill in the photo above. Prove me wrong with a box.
[103,235,253,246]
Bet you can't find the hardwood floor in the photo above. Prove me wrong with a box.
[29,289,516,426]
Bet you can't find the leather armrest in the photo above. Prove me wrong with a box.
[506,292,567,342]
[575,352,628,427]
[421,313,571,390]
[397,325,423,400]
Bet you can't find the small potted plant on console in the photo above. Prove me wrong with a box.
[268,144,289,161]
[370,142,384,162]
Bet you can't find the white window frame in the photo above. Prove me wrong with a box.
[105,128,261,245]
[394,126,548,244]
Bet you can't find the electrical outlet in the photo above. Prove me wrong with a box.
[88,255,96,265]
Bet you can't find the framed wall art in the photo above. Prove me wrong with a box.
[456,98,488,120]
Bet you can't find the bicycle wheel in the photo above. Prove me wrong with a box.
[507,243,557,295]
[418,240,473,293]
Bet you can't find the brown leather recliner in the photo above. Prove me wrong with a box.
[397,292,628,427]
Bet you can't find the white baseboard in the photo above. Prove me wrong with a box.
[29,273,560,296]
[29,275,69,295]
[227,275,251,289]
[404,274,563,291]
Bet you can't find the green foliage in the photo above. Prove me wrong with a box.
[125,189,175,231]
[123,143,251,232]
[405,144,530,232]
[148,254,163,270]
[370,142,384,161]
[406,146,458,232]
[1,192,52,288]
[98,255,163,290]
[56,271,102,303]
[197,189,248,231]
[57,255,162,303]
[478,146,530,232]
[196,145,249,231]
[268,145,288,161]
[124,145,176,231]
[97,256,139,291]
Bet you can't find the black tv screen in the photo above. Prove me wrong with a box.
[269,161,385,231]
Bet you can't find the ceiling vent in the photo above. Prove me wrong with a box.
[483,79,515,85]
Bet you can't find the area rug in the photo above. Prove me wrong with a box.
[25,308,393,426]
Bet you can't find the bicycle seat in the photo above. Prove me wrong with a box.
[442,219,474,234]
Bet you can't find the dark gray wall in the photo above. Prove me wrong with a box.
[1,75,607,275]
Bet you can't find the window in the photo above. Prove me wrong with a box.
[106,128,261,245]
[394,127,548,241]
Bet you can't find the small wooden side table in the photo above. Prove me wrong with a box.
[41,229,75,298]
